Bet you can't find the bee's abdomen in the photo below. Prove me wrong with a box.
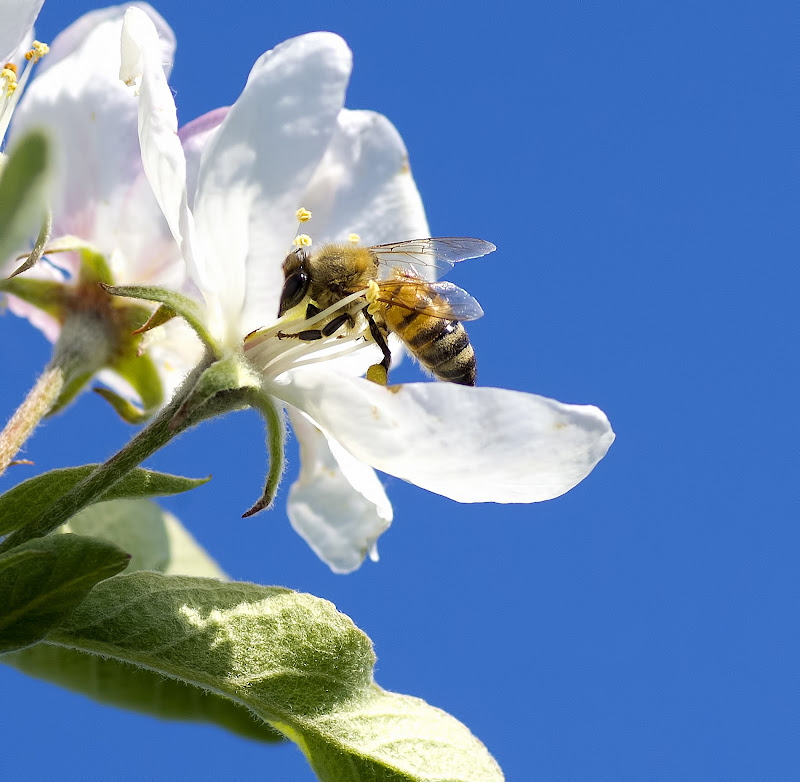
[387,308,477,385]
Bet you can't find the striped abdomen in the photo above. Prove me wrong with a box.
[383,305,477,385]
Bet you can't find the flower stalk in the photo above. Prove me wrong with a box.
[0,364,63,477]
[0,307,117,476]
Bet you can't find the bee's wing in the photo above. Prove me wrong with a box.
[370,237,496,278]
[376,279,484,321]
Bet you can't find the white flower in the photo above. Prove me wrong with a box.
[4,4,203,408]
[122,8,615,573]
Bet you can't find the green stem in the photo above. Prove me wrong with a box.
[0,356,213,553]
[0,310,118,477]
[0,365,64,477]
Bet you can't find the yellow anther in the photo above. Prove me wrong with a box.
[25,41,49,63]
[1,66,17,96]
[348,233,361,245]
[293,234,312,247]
[295,207,312,222]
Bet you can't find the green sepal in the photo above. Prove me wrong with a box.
[7,208,52,278]
[0,464,210,537]
[76,245,114,286]
[5,572,502,779]
[91,387,149,424]
[0,533,130,653]
[169,354,259,431]
[240,386,286,518]
[133,303,177,334]
[92,303,165,423]
[47,369,94,417]
[0,129,51,264]
[101,283,218,356]
[0,276,68,319]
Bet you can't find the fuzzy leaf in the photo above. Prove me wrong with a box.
[0,533,129,652]
[0,129,51,265]
[63,498,226,579]
[101,284,217,355]
[14,572,501,780]
[0,465,210,536]
[3,642,283,743]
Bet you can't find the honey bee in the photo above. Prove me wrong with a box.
[277,237,496,385]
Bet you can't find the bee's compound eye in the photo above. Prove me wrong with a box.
[279,270,309,315]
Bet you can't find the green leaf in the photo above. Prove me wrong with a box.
[101,284,218,356]
[3,642,283,743]
[0,533,129,652]
[0,129,51,264]
[0,465,210,536]
[11,573,502,779]
[63,498,226,579]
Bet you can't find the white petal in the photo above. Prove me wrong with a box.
[0,0,43,63]
[120,8,205,306]
[179,107,228,211]
[303,109,430,247]
[10,6,173,253]
[274,370,615,503]
[40,4,175,79]
[192,32,353,342]
[286,408,393,573]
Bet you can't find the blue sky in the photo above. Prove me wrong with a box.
[1,1,797,779]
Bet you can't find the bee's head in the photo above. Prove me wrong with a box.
[278,246,310,316]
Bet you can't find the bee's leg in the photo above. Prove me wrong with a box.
[364,310,392,385]
[277,312,354,341]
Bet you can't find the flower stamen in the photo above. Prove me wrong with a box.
[1,64,18,96]
[0,41,49,143]
[25,41,50,64]
[243,286,375,379]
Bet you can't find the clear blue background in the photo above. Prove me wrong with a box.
[2,1,797,779]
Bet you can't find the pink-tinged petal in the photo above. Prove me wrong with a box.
[120,8,204,301]
[287,408,392,573]
[192,32,353,342]
[303,109,430,248]
[179,107,229,211]
[0,0,43,63]
[274,370,615,504]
